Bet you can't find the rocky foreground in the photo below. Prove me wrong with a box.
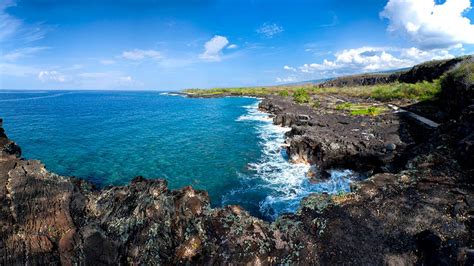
[1,63,474,265]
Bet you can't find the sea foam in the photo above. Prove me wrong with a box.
[231,101,356,220]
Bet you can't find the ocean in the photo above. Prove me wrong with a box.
[0,90,353,220]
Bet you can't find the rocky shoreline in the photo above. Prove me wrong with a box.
[1,60,474,264]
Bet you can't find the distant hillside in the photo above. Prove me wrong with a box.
[291,67,411,86]
[283,78,331,86]
[318,55,472,88]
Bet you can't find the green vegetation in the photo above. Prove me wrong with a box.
[335,102,386,116]
[184,69,448,104]
[312,100,320,109]
[313,80,441,101]
[335,102,352,110]
[183,84,315,97]
[293,88,311,104]
[441,60,474,88]
[183,87,272,96]
[184,80,442,102]
[371,80,441,101]
[350,106,385,116]
[278,90,289,97]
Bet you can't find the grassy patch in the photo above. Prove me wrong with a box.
[336,102,387,116]
[183,87,272,96]
[312,80,441,101]
[371,81,441,101]
[183,84,316,97]
[335,102,352,110]
[183,79,442,102]
[350,106,385,116]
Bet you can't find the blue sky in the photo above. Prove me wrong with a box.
[1,0,474,90]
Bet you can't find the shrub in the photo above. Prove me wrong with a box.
[367,107,377,116]
[312,100,320,109]
[441,61,474,88]
[371,80,441,101]
[293,88,311,104]
[278,90,290,97]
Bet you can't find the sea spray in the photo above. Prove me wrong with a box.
[229,101,356,220]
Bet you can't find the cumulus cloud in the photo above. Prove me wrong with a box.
[121,49,162,60]
[38,71,66,82]
[256,23,284,38]
[381,0,474,49]
[283,65,297,72]
[199,35,229,61]
[292,46,454,75]
[227,44,238,49]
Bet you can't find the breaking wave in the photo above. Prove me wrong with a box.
[226,101,356,220]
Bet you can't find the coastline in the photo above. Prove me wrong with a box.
[1,57,473,264]
[1,88,472,264]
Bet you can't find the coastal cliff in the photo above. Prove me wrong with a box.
[1,59,473,264]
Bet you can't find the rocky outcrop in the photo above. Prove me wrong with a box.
[439,59,474,118]
[0,119,21,158]
[318,73,400,88]
[0,143,292,264]
[398,56,470,84]
[259,96,417,175]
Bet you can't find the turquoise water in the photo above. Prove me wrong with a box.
[0,91,353,220]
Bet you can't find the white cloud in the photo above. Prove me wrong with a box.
[276,76,297,83]
[256,23,284,38]
[0,0,20,42]
[381,0,474,49]
[283,65,297,72]
[121,49,162,60]
[0,0,47,44]
[199,35,229,61]
[0,63,39,76]
[78,72,142,88]
[2,46,48,61]
[227,44,238,49]
[100,59,116,65]
[120,76,133,82]
[295,46,454,75]
[38,71,66,82]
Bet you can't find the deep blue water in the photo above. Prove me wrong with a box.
[0,90,353,220]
